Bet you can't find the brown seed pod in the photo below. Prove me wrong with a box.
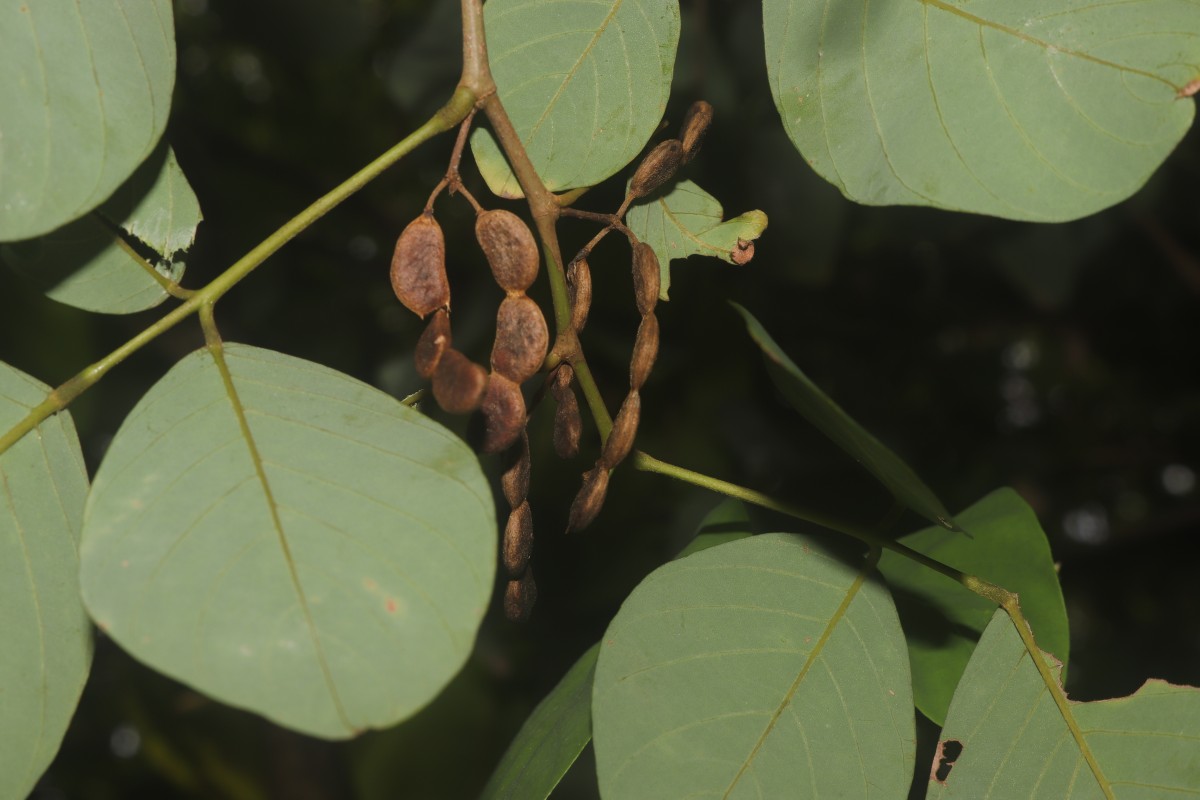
[414,309,452,379]
[476,209,539,293]
[601,390,641,469]
[503,500,534,577]
[390,213,450,318]
[491,296,549,384]
[629,139,684,199]
[500,431,531,507]
[630,312,659,390]
[504,568,538,622]
[567,465,609,533]
[567,258,592,333]
[553,384,582,460]
[479,372,526,455]
[432,348,488,414]
[631,243,661,316]
[679,101,713,164]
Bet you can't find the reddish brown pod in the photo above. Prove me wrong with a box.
[500,432,531,507]
[630,312,659,390]
[414,309,452,378]
[479,372,526,455]
[567,466,609,533]
[432,348,488,414]
[679,101,713,164]
[551,365,582,460]
[567,258,592,333]
[504,569,538,622]
[477,209,539,293]
[629,139,684,199]
[503,501,534,577]
[491,296,549,384]
[601,390,641,469]
[631,243,661,316]
[390,213,450,318]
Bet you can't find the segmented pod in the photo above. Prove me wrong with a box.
[414,309,452,378]
[390,213,450,318]
[504,569,538,622]
[630,312,659,390]
[601,390,640,469]
[567,466,609,533]
[500,431,531,507]
[431,348,488,414]
[491,296,549,384]
[567,258,592,333]
[631,243,661,316]
[552,365,582,459]
[629,139,684,199]
[503,500,534,577]
[479,372,526,455]
[476,209,539,293]
[679,101,713,164]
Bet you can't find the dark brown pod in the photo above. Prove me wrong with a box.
[476,209,539,293]
[567,466,609,532]
[432,348,488,414]
[629,139,684,199]
[567,258,592,333]
[630,312,659,390]
[479,372,526,455]
[553,383,582,460]
[500,431,531,507]
[491,296,549,384]
[601,390,640,469]
[414,309,452,379]
[390,213,450,318]
[679,101,713,163]
[504,568,538,622]
[631,243,661,316]
[503,500,534,577]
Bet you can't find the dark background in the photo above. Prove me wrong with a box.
[3,0,1198,797]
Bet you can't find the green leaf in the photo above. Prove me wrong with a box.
[929,610,1200,797]
[625,180,767,299]
[763,0,1199,222]
[469,0,681,198]
[79,344,495,739]
[734,303,956,530]
[480,644,599,800]
[878,488,1068,726]
[0,0,176,240]
[2,145,200,314]
[0,362,92,799]
[593,534,912,799]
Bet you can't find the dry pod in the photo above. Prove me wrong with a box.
[500,431,531,507]
[504,568,538,622]
[679,101,713,163]
[503,500,534,577]
[414,309,452,378]
[432,348,488,414]
[567,258,592,332]
[476,209,539,293]
[630,312,659,390]
[491,296,550,384]
[567,465,609,532]
[390,213,450,318]
[631,243,661,316]
[629,139,684,199]
[479,372,526,455]
[552,369,582,459]
[601,390,641,469]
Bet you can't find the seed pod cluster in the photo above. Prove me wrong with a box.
[391,213,450,318]
[551,364,582,459]
[629,139,684,200]
[500,433,537,621]
[567,465,609,533]
[504,568,537,622]
[477,209,539,293]
[567,258,592,333]
[679,100,713,164]
[479,372,526,455]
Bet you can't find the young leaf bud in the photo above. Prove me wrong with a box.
[479,372,526,455]
[500,431,531,507]
[476,209,539,293]
[503,500,534,577]
[390,213,450,318]
[414,309,452,379]
[567,257,592,333]
[630,312,659,390]
[432,348,488,414]
[504,568,538,622]
[629,139,684,199]
[567,466,609,533]
[491,296,549,384]
[632,243,661,316]
[679,101,713,164]
[600,390,640,469]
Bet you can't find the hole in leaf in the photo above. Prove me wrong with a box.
[931,738,964,784]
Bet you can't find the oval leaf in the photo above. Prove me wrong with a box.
[593,534,912,799]
[2,145,200,314]
[879,488,1068,726]
[734,303,956,530]
[469,0,681,198]
[764,0,1199,221]
[930,610,1200,797]
[0,0,176,240]
[79,344,495,739]
[625,180,767,299]
[0,362,92,799]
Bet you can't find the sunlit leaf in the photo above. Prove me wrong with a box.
[593,534,912,799]
[0,0,176,240]
[470,0,680,198]
[764,0,1199,221]
[80,345,495,739]
[0,362,92,799]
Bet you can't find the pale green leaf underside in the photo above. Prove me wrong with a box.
[879,488,1068,726]
[764,0,1199,221]
[0,362,92,800]
[625,180,767,299]
[0,0,176,240]
[929,610,1200,798]
[480,643,599,800]
[593,534,913,799]
[79,344,495,739]
[735,304,956,529]
[470,0,680,198]
[2,145,200,314]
